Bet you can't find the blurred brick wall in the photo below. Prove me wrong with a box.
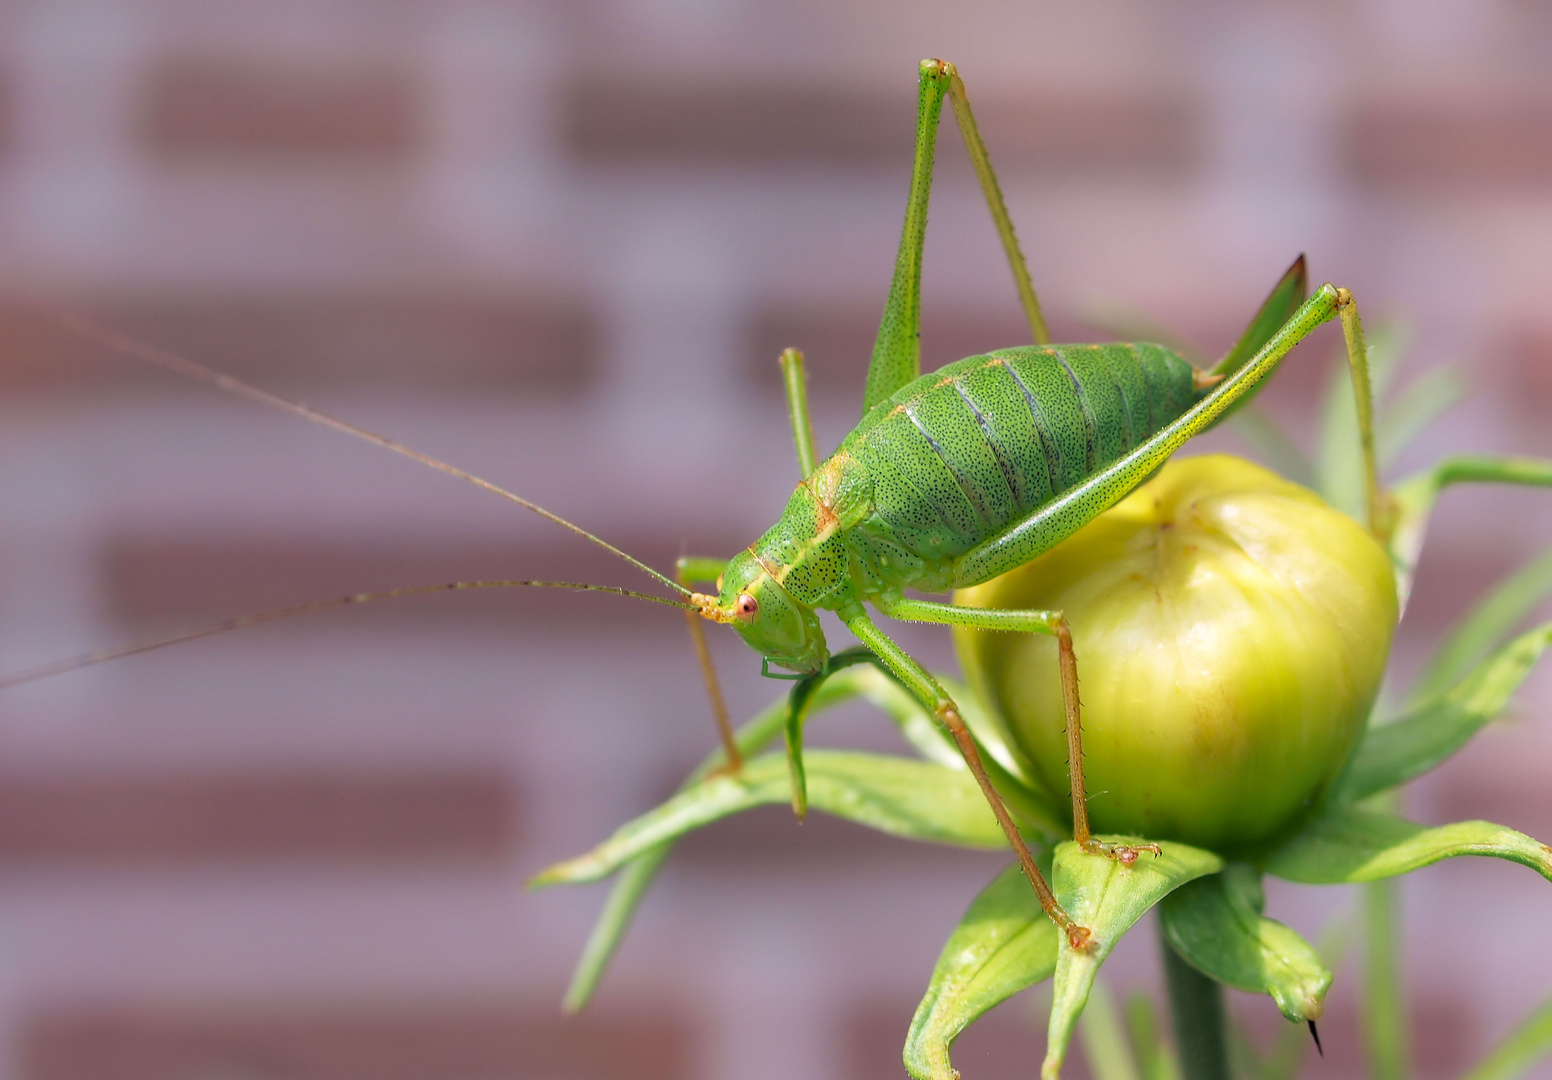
[0,2,1550,1078]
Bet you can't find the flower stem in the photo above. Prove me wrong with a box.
[1161,928,1231,1080]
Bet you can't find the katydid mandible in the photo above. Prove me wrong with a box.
[4,58,1384,952]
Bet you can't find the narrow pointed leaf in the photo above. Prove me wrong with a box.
[1376,365,1466,470]
[1042,838,1223,1080]
[1342,622,1552,801]
[1078,978,1142,1080]
[1389,456,1552,612]
[1363,872,1406,1080]
[562,669,865,1011]
[867,669,1062,838]
[1413,545,1552,706]
[1462,991,1552,1080]
[1264,916,1352,1080]
[853,665,962,769]
[1212,255,1308,377]
[1266,806,1552,885]
[533,751,1003,886]
[1159,869,1331,1023]
[837,664,1063,837]
[905,862,1060,1080]
[1125,993,1181,1080]
[563,844,672,1012]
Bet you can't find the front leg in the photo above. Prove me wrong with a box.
[677,556,740,772]
[875,595,1160,866]
[839,603,1094,950]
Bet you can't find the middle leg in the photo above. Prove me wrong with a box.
[840,603,1094,950]
[876,595,1160,865]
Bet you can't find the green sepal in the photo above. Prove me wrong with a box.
[904,861,1060,1080]
[532,750,1003,887]
[1340,621,1552,802]
[1265,806,1552,885]
[1042,838,1223,1080]
[1158,865,1331,1024]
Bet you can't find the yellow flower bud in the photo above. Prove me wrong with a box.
[954,455,1398,854]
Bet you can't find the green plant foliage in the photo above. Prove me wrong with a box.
[1461,992,1552,1080]
[904,862,1059,1080]
[1341,622,1552,802]
[1042,839,1222,1080]
[532,750,1004,887]
[548,326,1552,1078]
[1411,543,1552,706]
[1077,978,1142,1080]
[1265,807,1552,885]
[1158,866,1330,1023]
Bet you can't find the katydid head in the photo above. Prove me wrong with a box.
[704,550,828,674]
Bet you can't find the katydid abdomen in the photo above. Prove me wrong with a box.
[741,342,1201,607]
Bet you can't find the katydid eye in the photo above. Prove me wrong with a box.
[735,593,759,621]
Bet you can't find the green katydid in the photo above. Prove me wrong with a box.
[3,58,1385,952]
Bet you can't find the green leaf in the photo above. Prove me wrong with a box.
[1042,838,1223,1080]
[904,862,1060,1080]
[1413,545,1552,706]
[783,649,882,820]
[1125,993,1181,1080]
[1265,806,1552,885]
[1376,365,1467,470]
[1211,255,1309,382]
[1462,991,1552,1080]
[1389,456,1552,613]
[563,844,672,1013]
[1159,865,1330,1023]
[853,664,963,769]
[532,750,1004,886]
[1363,874,1407,1080]
[561,668,866,1011]
[1266,916,1351,1080]
[1341,622,1552,802]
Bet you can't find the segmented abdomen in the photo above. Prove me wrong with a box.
[841,343,1197,576]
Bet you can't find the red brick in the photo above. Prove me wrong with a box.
[21,1000,692,1080]
[0,294,598,397]
[0,770,518,865]
[1344,97,1552,188]
[564,76,1202,173]
[142,57,424,162]
[100,531,748,633]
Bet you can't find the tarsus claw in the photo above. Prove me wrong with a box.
[1082,839,1162,865]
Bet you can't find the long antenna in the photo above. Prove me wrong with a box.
[0,579,693,691]
[38,304,690,598]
